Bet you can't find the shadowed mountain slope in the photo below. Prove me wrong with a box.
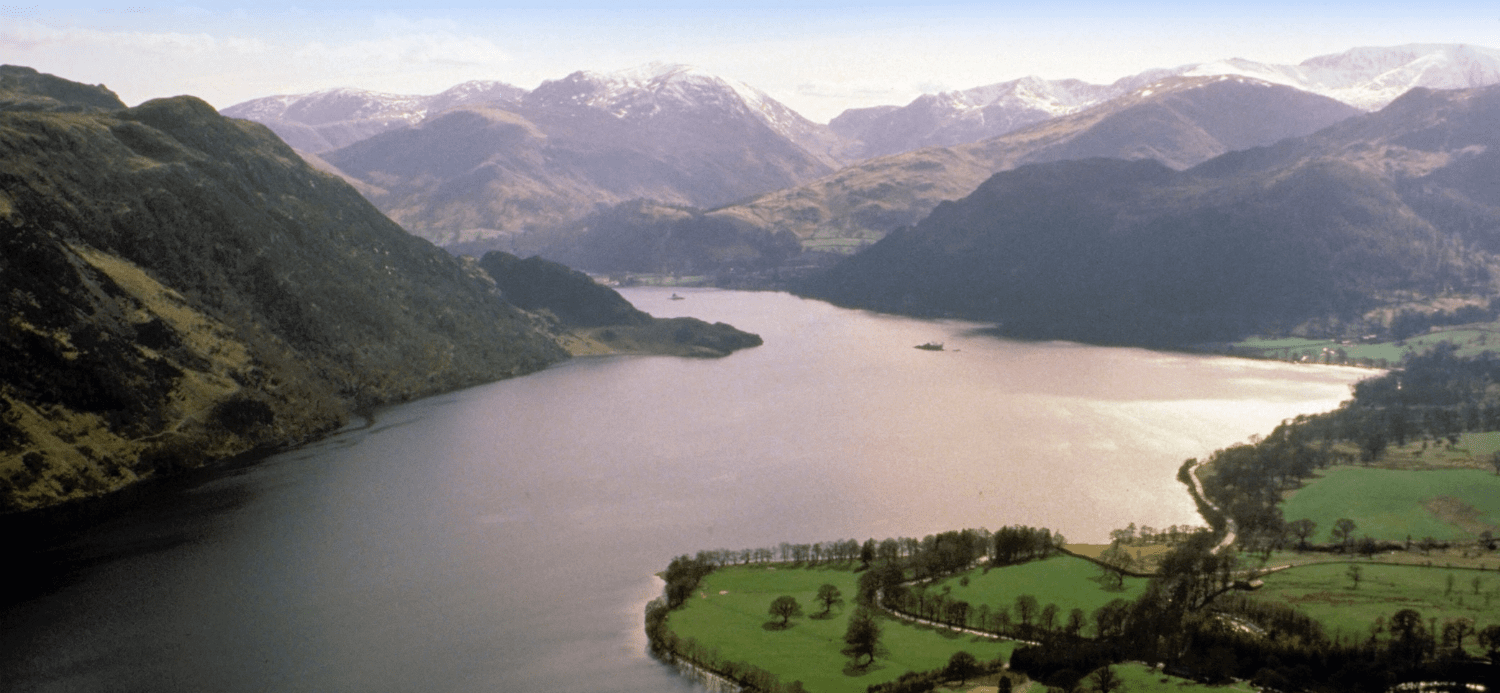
[0,68,747,514]
[576,76,1361,272]
[800,85,1500,346]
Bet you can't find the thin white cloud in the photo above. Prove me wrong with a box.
[1,18,514,107]
[3,6,1495,120]
[290,33,510,68]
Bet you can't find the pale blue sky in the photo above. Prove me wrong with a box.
[3,1,1497,121]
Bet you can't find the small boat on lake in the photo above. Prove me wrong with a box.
[670,293,685,300]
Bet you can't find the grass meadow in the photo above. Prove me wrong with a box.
[926,555,1150,636]
[921,662,1258,693]
[1108,662,1258,693]
[1363,431,1500,471]
[1249,561,1500,652]
[1280,465,1500,543]
[665,556,1158,692]
[666,564,1015,693]
[1232,324,1500,364]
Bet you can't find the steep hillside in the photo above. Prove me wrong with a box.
[0,68,750,514]
[0,65,125,112]
[0,87,575,512]
[800,85,1500,346]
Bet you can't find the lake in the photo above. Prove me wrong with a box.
[0,288,1370,692]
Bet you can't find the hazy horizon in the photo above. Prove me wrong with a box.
[3,1,1498,122]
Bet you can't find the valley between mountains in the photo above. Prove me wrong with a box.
[5,36,1500,693]
[4,41,1500,522]
[5,42,1500,512]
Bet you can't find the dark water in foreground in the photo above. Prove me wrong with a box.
[0,289,1370,692]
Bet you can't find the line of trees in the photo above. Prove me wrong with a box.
[1108,522,1203,546]
[682,526,1063,579]
[686,533,986,572]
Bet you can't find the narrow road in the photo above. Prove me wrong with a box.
[1188,458,1237,555]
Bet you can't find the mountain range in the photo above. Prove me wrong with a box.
[218,44,1497,271]
[801,84,1500,345]
[4,46,1500,508]
[313,63,843,247]
[579,75,1361,275]
[832,43,1500,160]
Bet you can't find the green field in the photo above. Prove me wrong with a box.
[1232,323,1500,364]
[1367,431,1500,471]
[1108,662,1257,693]
[921,662,1256,693]
[666,564,1015,693]
[925,555,1149,636]
[1281,466,1500,543]
[1250,562,1500,651]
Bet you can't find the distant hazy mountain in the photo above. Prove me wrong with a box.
[830,72,1170,160]
[530,63,848,167]
[829,44,1497,161]
[708,75,1361,255]
[321,63,842,246]
[221,81,525,152]
[1182,44,1500,111]
[801,84,1500,345]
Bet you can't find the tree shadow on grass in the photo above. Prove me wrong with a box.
[906,620,961,639]
[809,609,842,621]
[762,621,793,631]
[842,659,887,677]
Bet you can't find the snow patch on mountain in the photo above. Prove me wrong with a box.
[1182,44,1500,110]
[222,81,527,152]
[524,62,841,163]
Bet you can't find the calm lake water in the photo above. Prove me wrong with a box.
[1,289,1370,692]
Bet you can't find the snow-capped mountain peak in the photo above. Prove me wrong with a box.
[222,80,526,152]
[1180,44,1500,110]
[526,62,822,146]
